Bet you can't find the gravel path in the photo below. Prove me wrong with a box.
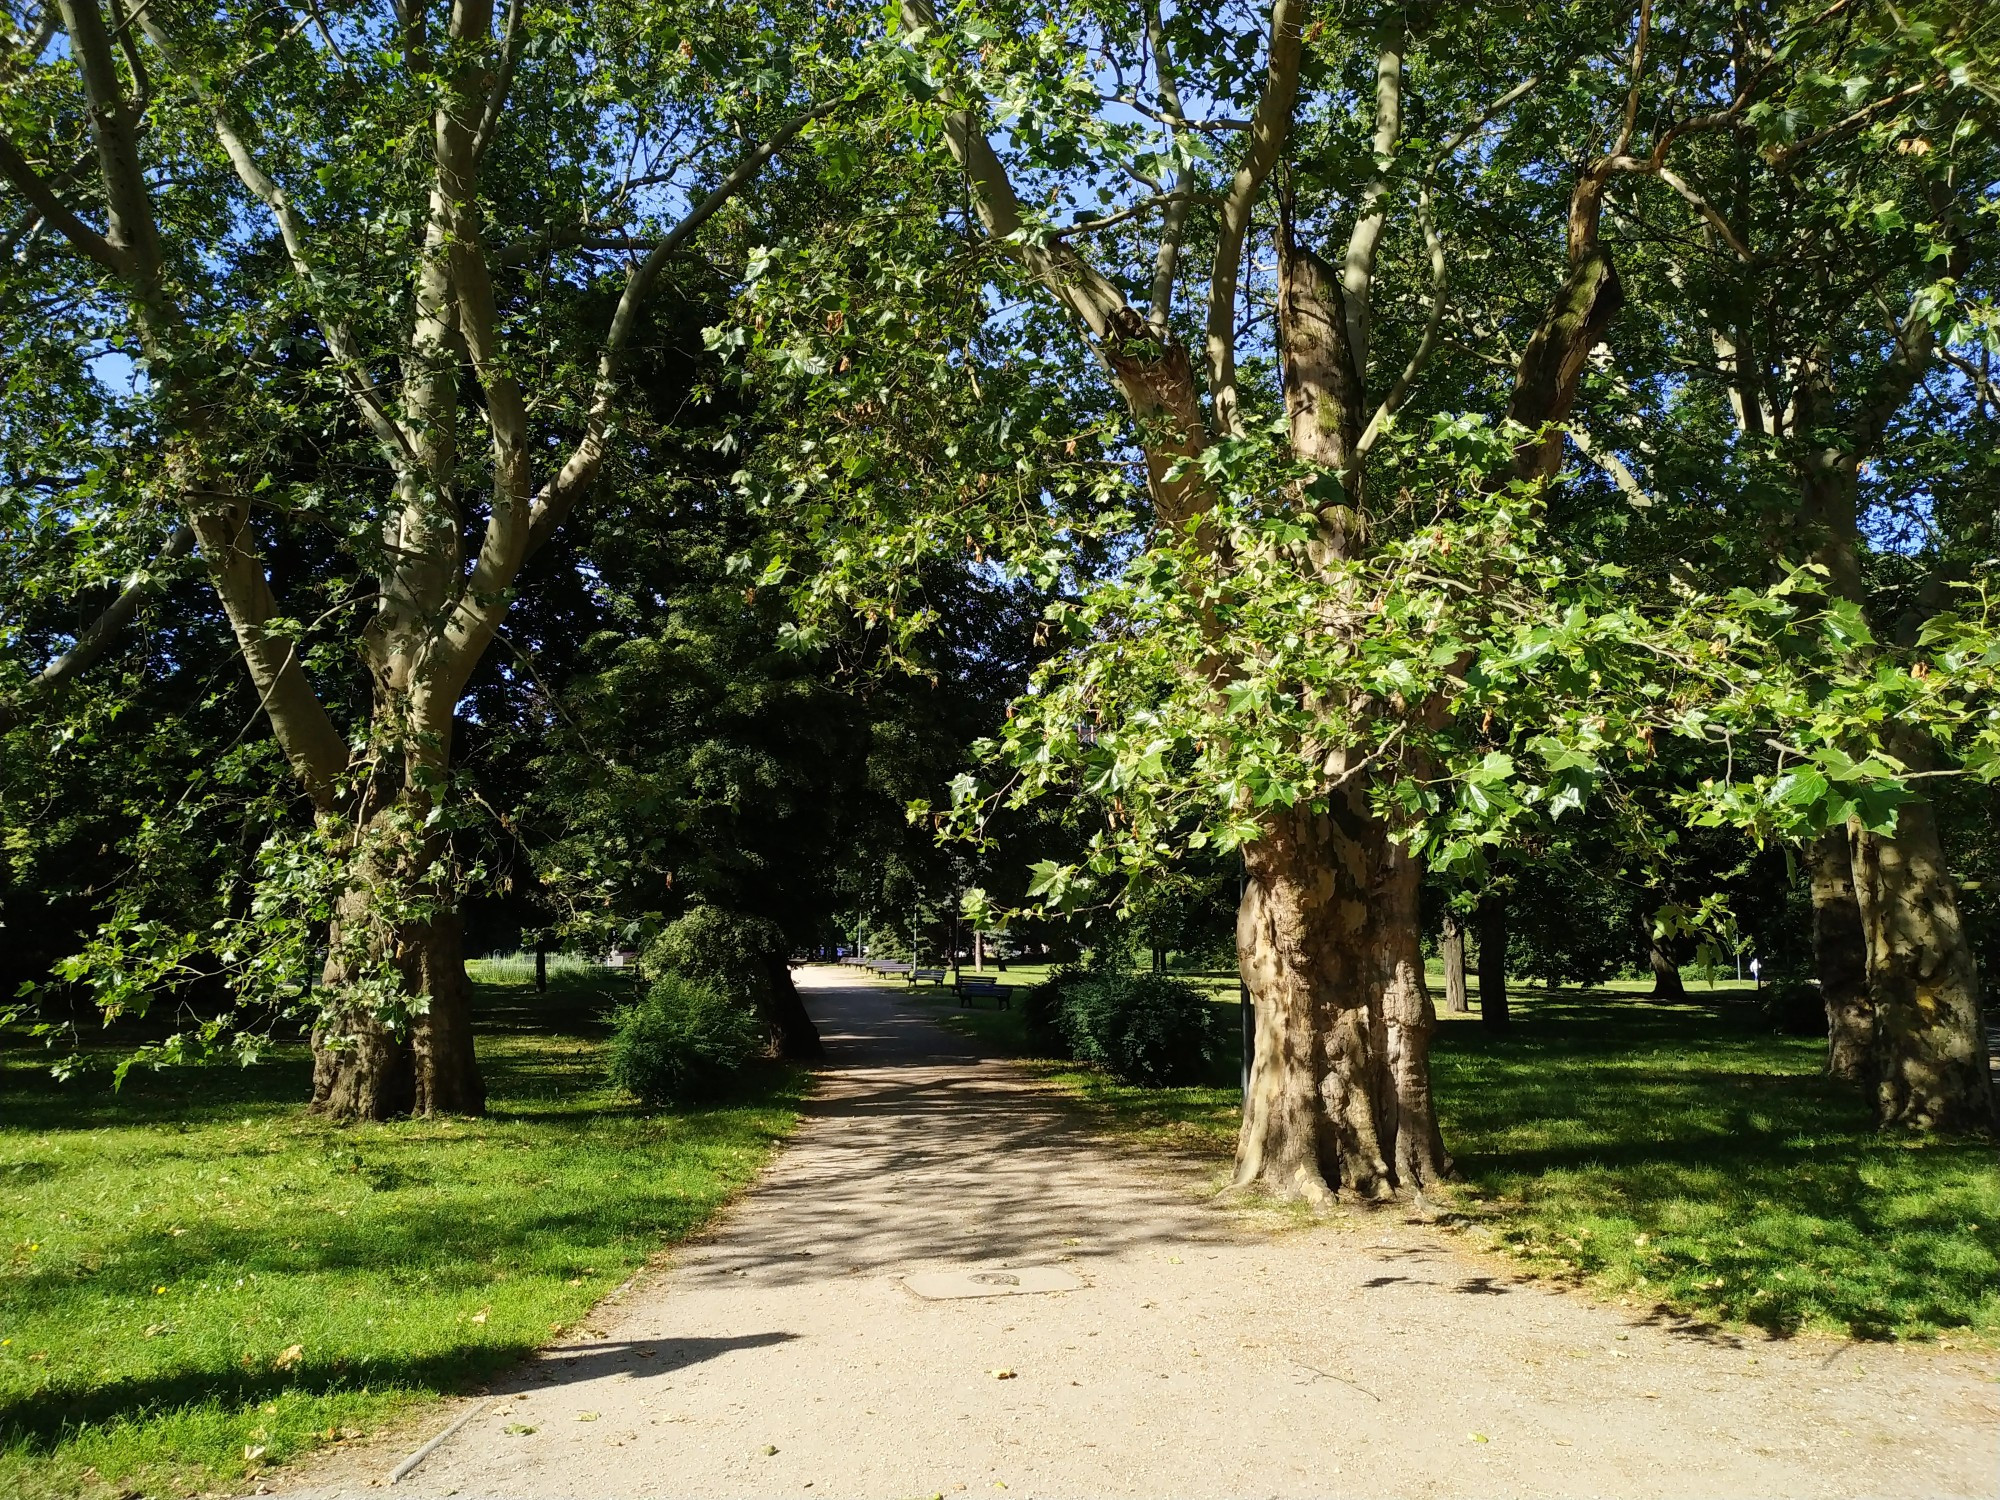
[285,967,1999,1499]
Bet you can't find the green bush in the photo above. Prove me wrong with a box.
[1029,969,1221,1086]
[1021,964,1087,1057]
[1761,977,1826,1036]
[642,905,786,1008]
[606,973,765,1108]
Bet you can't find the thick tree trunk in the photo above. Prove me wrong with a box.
[311,887,414,1120]
[409,911,485,1115]
[1848,804,1998,1132]
[310,807,486,1120]
[1648,939,1686,999]
[1808,828,1874,1082]
[1374,840,1451,1188]
[1232,793,1447,1203]
[1440,910,1469,1014]
[763,954,824,1060]
[1477,893,1510,1031]
[1233,801,1391,1205]
[310,1005,414,1122]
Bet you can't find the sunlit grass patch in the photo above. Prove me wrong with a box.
[1436,995,2000,1341]
[0,972,805,1499]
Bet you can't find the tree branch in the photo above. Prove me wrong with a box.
[1340,13,1407,385]
[1356,181,1443,455]
[1047,185,1202,240]
[1205,0,1307,437]
[1656,164,1752,261]
[1766,77,1937,170]
[0,128,130,274]
[134,11,415,468]
[1612,0,1655,158]
[508,96,845,580]
[1144,0,1192,333]
[468,0,523,167]
[0,523,193,732]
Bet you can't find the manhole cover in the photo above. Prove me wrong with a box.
[904,1265,1085,1300]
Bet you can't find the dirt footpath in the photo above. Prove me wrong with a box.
[283,967,2000,1499]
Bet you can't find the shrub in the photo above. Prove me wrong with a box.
[606,973,764,1108]
[1020,964,1089,1057]
[1761,977,1826,1037]
[642,906,787,1008]
[1028,969,1221,1086]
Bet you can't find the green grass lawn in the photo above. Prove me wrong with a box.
[889,964,2000,1343]
[0,968,805,1499]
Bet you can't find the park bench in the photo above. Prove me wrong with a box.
[873,960,912,978]
[956,975,1012,1010]
[909,967,948,986]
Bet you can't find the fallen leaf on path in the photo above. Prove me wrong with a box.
[577,1412,599,1421]
[505,1423,537,1435]
[989,1368,1016,1380]
[761,1444,779,1455]
[1469,1433,1489,1444]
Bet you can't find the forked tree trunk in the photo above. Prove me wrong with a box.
[1808,827,1874,1082]
[1440,910,1469,1014]
[1847,804,1998,1132]
[763,954,824,1060]
[1477,892,1510,1031]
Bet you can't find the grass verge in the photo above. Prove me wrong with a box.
[892,970,2000,1343]
[0,969,805,1499]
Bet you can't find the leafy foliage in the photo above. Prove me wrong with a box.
[1027,967,1222,1086]
[605,973,765,1108]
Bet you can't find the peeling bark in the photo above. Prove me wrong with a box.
[1233,795,1390,1204]
[1374,838,1450,1187]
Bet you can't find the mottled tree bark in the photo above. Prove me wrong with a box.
[1477,893,1510,1032]
[1809,828,1874,1082]
[410,912,485,1115]
[1234,797,1390,1205]
[1848,803,1998,1131]
[1374,839,1450,1187]
[1440,909,1469,1014]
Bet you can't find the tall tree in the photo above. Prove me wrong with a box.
[0,0,869,1115]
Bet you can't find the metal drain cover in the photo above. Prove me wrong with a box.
[904,1265,1085,1300]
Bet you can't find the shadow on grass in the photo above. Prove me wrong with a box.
[1431,989,2000,1340]
[0,972,801,1472]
